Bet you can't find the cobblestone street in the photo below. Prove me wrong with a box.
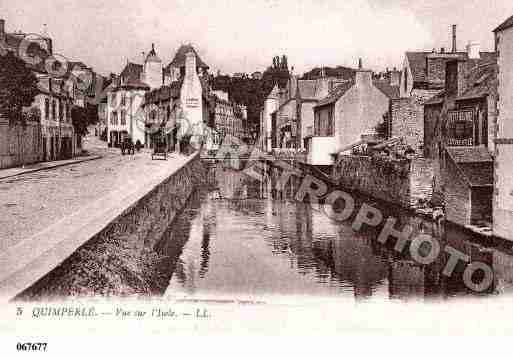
[0,136,185,251]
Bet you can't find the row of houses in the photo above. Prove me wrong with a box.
[258,20,513,242]
[0,18,104,169]
[104,43,248,152]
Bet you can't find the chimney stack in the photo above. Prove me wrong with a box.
[0,19,5,40]
[466,41,481,59]
[355,58,372,87]
[185,51,198,78]
[452,24,457,53]
[390,70,400,87]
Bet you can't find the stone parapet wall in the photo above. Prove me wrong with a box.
[0,121,44,169]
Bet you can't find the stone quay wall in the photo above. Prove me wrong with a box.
[16,154,205,298]
[332,155,433,209]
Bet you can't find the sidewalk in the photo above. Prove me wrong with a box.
[0,155,102,180]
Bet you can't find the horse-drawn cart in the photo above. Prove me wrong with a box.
[151,141,168,160]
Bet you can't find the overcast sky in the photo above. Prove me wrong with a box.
[2,0,513,76]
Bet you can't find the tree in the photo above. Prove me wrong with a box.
[0,51,39,125]
[0,51,39,167]
[71,103,99,149]
[281,55,288,70]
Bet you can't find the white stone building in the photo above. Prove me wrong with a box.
[493,16,513,241]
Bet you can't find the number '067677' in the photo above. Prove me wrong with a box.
[16,343,47,351]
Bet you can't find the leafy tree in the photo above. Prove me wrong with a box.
[0,52,40,167]
[0,51,39,126]
[72,103,99,149]
[211,55,291,137]
[281,55,288,70]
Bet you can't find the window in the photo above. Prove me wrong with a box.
[59,100,63,122]
[110,93,116,108]
[52,100,56,120]
[120,110,126,125]
[111,111,118,125]
[404,69,408,94]
[121,92,126,106]
[45,98,50,120]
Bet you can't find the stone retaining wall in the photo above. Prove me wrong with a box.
[332,155,433,208]
[16,154,205,298]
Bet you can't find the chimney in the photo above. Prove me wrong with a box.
[44,37,53,55]
[185,51,197,78]
[452,24,457,53]
[390,70,400,87]
[0,19,5,41]
[466,41,480,59]
[355,59,372,87]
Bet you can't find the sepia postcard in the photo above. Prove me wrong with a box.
[2,0,513,356]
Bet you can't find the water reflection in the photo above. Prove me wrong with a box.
[155,162,513,302]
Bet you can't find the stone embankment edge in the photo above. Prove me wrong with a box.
[0,155,102,180]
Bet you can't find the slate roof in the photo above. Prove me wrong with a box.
[266,84,280,99]
[166,44,209,70]
[456,62,497,101]
[373,80,400,99]
[494,15,513,32]
[406,51,432,83]
[144,81,182,103]
[116,79,150,90]
[424,90,445,105]
[446,146,494,187]
[315,81,354,107]
[120,62,143,82]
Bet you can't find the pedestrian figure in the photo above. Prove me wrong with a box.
[135,140,142,153]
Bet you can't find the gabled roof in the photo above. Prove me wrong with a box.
[406,51,431,83]
[494,15,513,32]
[120,62,143,82]
[166,44,209,70]
[145,44,161,63]
[267,84,280,99]
[315,81,354,108]
[373,80,400,99]
[446,147,493,187]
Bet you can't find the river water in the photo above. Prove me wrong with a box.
[155,162,513,303]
